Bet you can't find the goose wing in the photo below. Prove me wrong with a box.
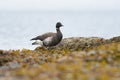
[31,32,56,41]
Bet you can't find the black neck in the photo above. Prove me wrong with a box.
[56,28,60,32]
[56,27,63,41]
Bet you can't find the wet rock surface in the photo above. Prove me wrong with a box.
[0,36,120,80]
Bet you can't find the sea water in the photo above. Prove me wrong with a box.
[0,11,120,50]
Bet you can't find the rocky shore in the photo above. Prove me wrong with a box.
[0,36,120,80]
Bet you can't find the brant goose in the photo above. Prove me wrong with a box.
[31,22,63,47]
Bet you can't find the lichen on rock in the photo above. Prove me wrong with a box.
[0,36,120,80]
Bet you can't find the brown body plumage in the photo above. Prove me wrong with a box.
[31,22,63,47]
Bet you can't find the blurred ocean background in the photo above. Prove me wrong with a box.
[0,11,120,50]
